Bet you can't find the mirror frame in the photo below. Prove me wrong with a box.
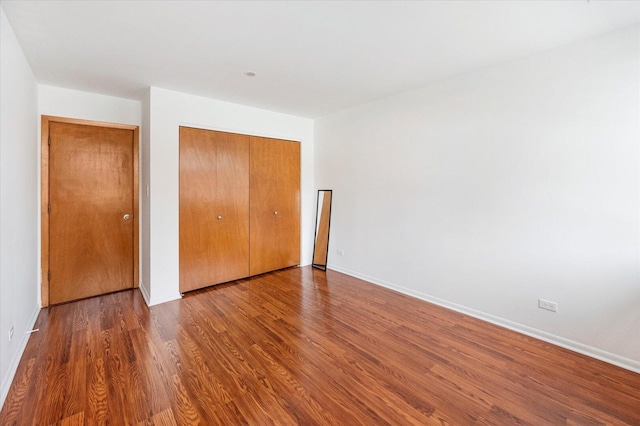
[312,189,333,271]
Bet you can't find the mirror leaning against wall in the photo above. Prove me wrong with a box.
[312,190,332,271]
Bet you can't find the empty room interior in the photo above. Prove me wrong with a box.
[1,1,639,424]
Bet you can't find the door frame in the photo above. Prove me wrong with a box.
[41,115,139,307]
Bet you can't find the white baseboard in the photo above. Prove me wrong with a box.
[327,264,640,374]
[137,284,181,307]
[0,303,41,409]
[149,293,182,307]
[138,284,151,306]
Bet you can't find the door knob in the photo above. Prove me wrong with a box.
[274,211,279,215]
[217,216,222,220]
[123,214,131,221]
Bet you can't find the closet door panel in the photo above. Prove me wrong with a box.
[179,127,217,292]
[214,133,250,282]
[250,136,300,275]
[216,132,249,283]
[179,127,249,292]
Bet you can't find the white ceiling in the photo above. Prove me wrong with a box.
[2,1,639,118]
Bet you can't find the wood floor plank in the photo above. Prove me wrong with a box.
[1,266,639,425]
[57,411,84,426]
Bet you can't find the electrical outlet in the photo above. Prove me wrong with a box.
[8,325,14,342]
[538,299,557,312]
[337,249,344,256]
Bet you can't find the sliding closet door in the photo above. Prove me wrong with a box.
[250,136,300,275]
[179,127,250,292]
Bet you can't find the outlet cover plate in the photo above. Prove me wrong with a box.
[538,299,558,312]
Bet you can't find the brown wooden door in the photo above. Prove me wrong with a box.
[49,122,135,304]
[250,136,300,275]
[179,127,250,292]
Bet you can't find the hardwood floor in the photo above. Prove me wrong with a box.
[1,267,639,425]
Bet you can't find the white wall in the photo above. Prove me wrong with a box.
[39,85,141,125]
[315,25,640,371]
[140,89,151,304]
[0,7,39,407]
[145,87,314,305]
